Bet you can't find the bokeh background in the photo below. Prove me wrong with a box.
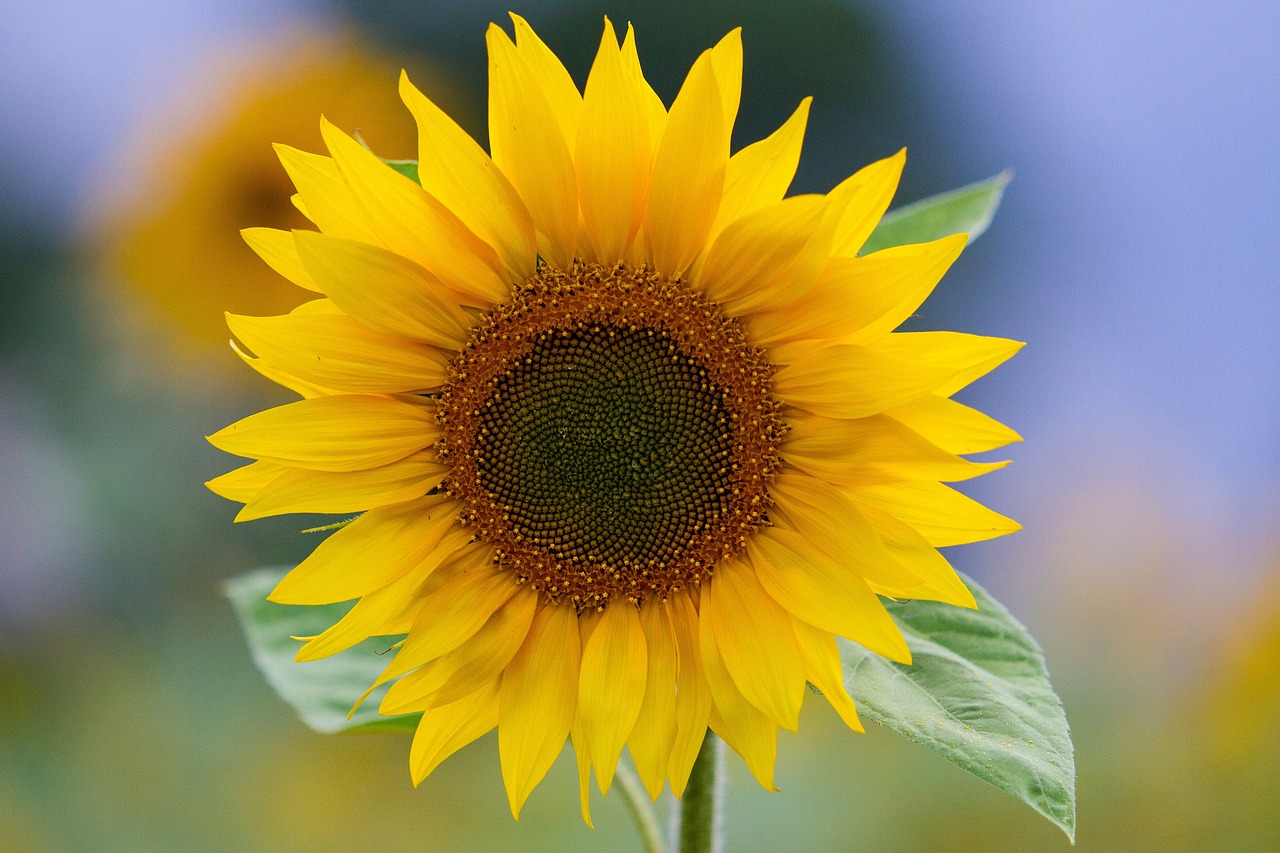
[3,1,1278,850]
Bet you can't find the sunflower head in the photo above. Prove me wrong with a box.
[208,14,1021,822]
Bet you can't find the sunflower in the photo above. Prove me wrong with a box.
[208,15,1022,820]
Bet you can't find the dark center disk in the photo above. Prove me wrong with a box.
[474,325,734,568]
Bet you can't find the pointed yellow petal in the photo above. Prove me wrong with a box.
[226,311,448,395]
[645,49,728,277]
[292,230,472,348]
[229,339,333,399]
[850,480,1021,547]
[747,234,967,347]
[667,593,712,798]
[318,117,508,306]
[791,619,864,733]
[295,553,439,661]
[381,586,537,714]
[205,459,285,504]
[241,227,320,292]
[707,560,806,731]
[773,342,957,419]
[699,587,778,790]
[628,597,679,800]
[269,495,460,605]
[273,144,380,245]
[400,71,537,280]
[208,394,439,472]
[235,451,446,522]
[576,601,646,795]
[618,24,667,146]
[781,410,1006,488]
[874,332,1025,396]
[378,552,518,682]
[508,13,583,149]
[571,716,595,829]
[707,29,743,134]
[827,149,906,258]
[885,394,1022,455]
[577,19,653,263]
[487,25,578,268]
[409,678,500,785]
[709,99,810,243]
[747,525,911,664]
[695,195,828,310]
[499,603,580,819]
[855,503,977,608]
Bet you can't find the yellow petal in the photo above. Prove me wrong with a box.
[269,495,460,605]
[699,587,778,791]
[707,28,743,134]
[295,553,439,661]
[855,503,977,608]
[318,117,508,306]
[235,451,447,522]
[226,311,448,395]
[272,144,380,245]
[208,394,439,472]
[850,480,1021,547]
[292,230,472,348]
[874,332,1025,397]
[708,98,810,243]
[747,525,911,664]
[377,551,518,682]
[205,459,285,504]
[577,19,653,263]
[570,715,595,830]
[241,227,320,292]
[578,602,647,794]
[781,410,1007,488]
[884,394,1023,455]
[644,48,728,277]
[695,195,828,311]
[791,619,863,733]
[229,339,333,399]
[747,234,967,347]
[628,597,679,800]
[708,560,806,731]
[400,71,537,280]
[666,593,712,798]
[508,13,584,149]
[773,342,956,419]
[486,25,578,268]
[499,603,581,819]
[618,24,667,149]
[827,149,906,258]
[409,678,500,785]
[381,586,537,714]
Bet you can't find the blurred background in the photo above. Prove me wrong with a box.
[2,0,1278,849]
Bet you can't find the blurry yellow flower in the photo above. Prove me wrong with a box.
[208,16,1021,820]
[93,33,430,353]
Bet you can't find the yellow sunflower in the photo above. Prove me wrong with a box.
[208,15,1022,820]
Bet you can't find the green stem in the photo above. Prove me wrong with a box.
[615,760,666,853]
[676,731,723,853]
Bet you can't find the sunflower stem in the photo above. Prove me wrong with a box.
[615,759,666,853]
[675,731,724,853]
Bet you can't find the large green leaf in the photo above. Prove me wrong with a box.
[862,171,1012,254]
[225,566,419,734]
[839,572,1076,840]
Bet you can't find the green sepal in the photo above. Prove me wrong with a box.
[840,571,1076,841]
[225,566,420,734]
[382,159,420,185]
[863,171,1012,254]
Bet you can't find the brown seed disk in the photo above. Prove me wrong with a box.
[437,261,784,609]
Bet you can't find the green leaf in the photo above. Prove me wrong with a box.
[862,171,1012,254]
[839,572,1076,841]
[225,566,420,734]
[383,159,420,184]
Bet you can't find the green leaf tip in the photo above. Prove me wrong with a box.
[840,571,1076,841]
[225,565,420,735]
[382,158,420,184]
[863,170,1013,255]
